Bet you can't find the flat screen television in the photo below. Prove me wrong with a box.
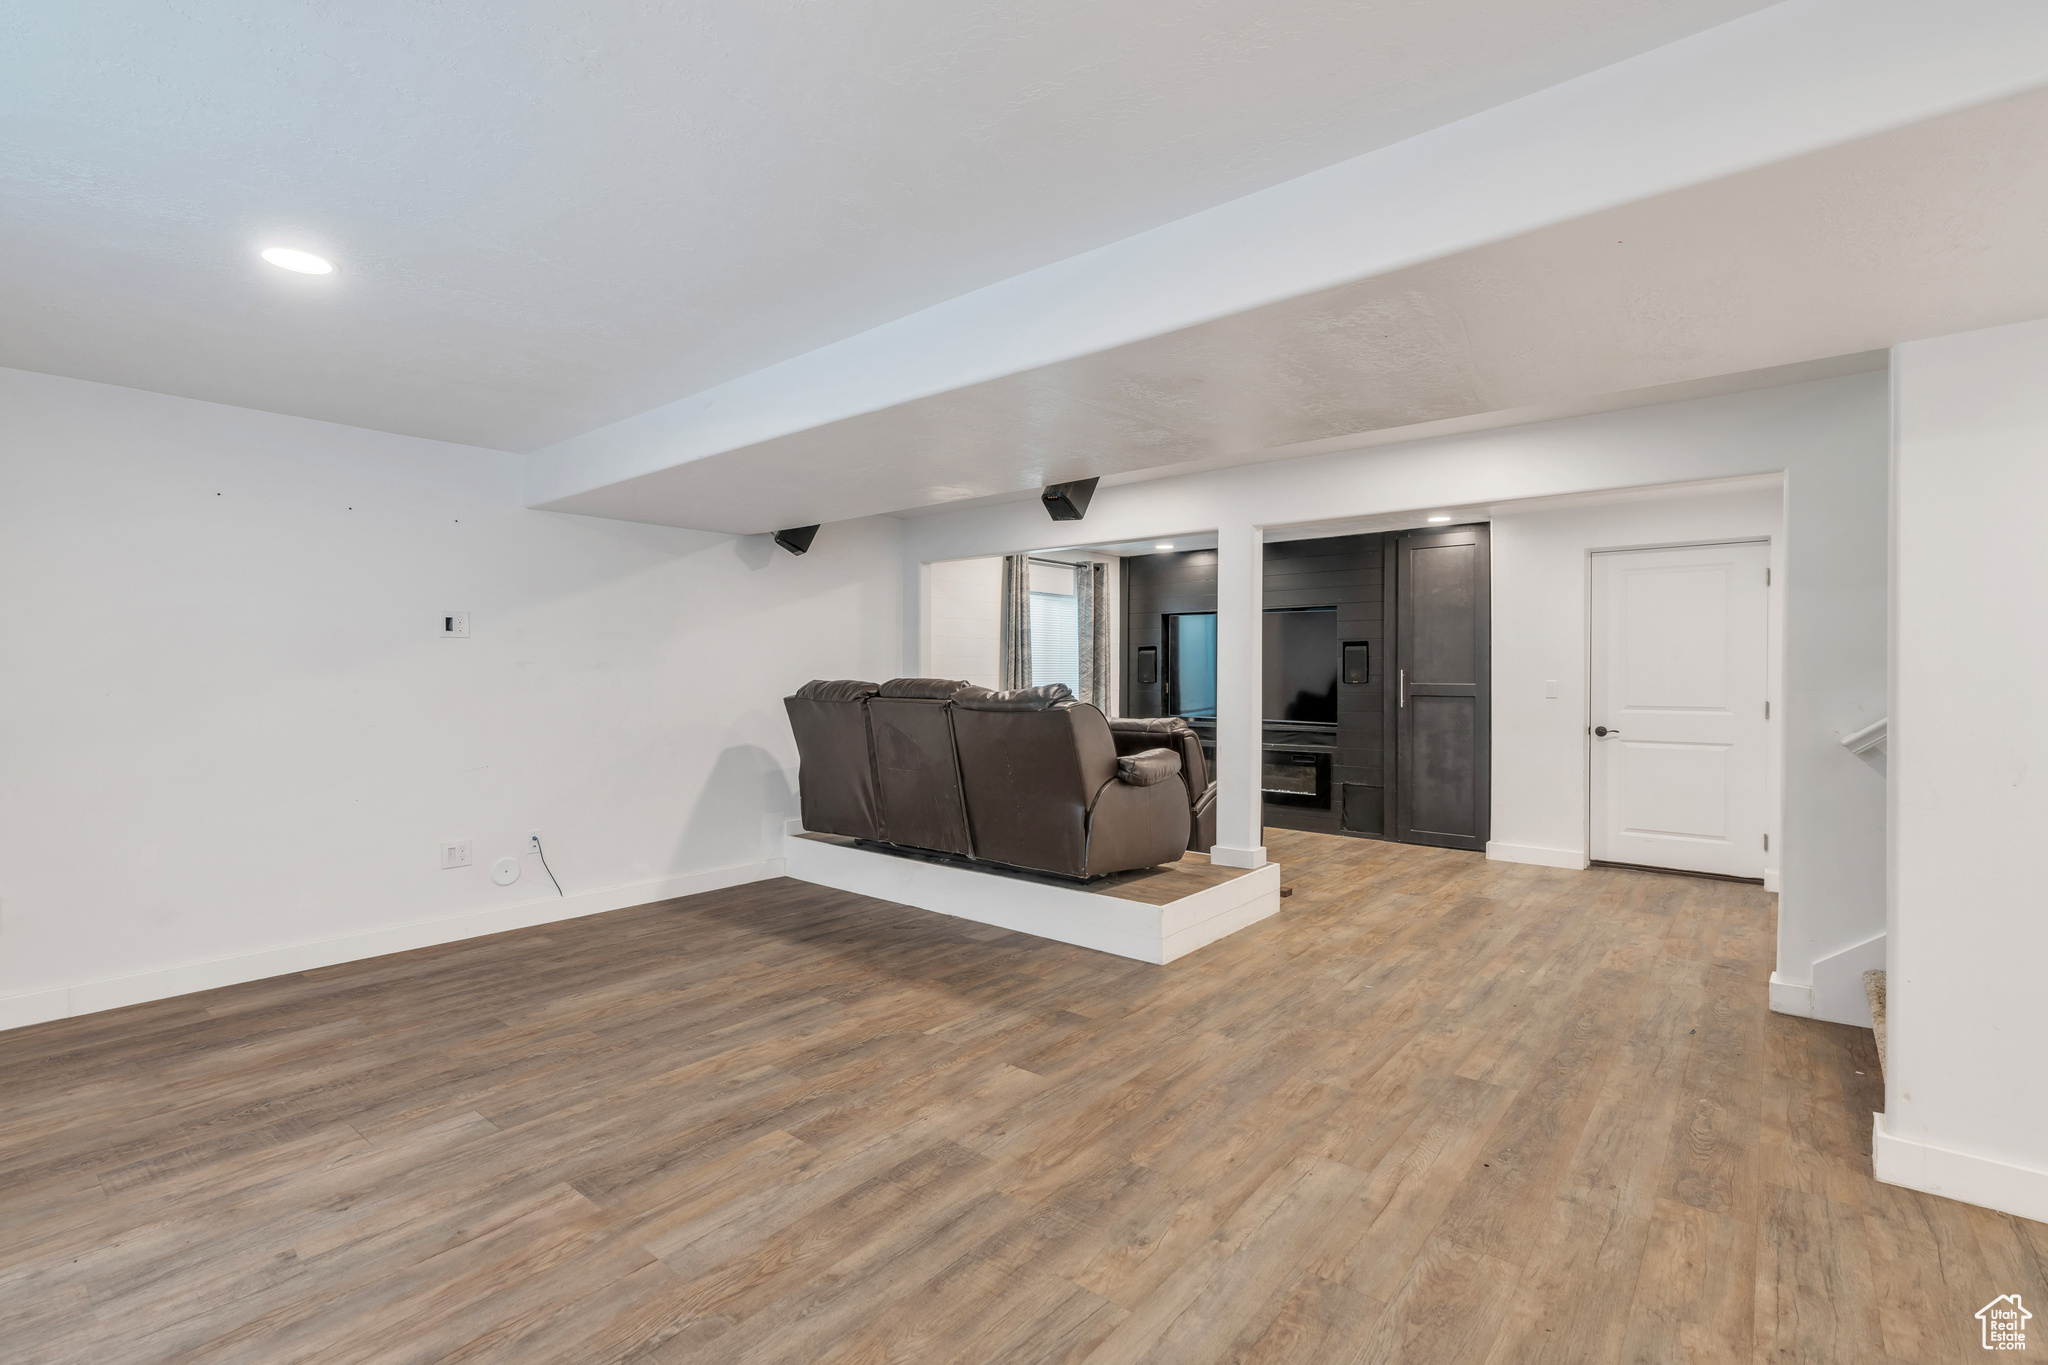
[1263,606,1338,723]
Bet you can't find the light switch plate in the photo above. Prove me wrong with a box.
[442,611,470,638]
[441,840,472,869]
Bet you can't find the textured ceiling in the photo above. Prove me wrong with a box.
[2,0,1776,450]
[537,87,2048,533]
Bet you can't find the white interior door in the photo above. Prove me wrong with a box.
[1590,542,1769,877]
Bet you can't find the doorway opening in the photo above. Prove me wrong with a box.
[1120,525,1491,849]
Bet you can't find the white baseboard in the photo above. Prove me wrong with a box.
[1485,842,1589,870]
[1873,1113,2048,1224]
[1810,931,1885,1028]
[1768,971,1815,1017]
[1763,867,1781,893]
[1209,844,1268,870]
[1769,935,1885,1027]
[784,832,1281,965]
[0,858,784,1036]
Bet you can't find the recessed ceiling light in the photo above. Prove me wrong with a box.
[1427,515,1453,523]
[1154,542,1175,550]
[261,247,334,275]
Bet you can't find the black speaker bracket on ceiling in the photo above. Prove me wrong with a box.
[1041,478,1099,521]
[773,525,820,555]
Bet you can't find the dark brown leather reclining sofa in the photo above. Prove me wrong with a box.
[785,678,1213,879]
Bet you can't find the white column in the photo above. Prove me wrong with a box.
[1877,314,2048,1224]
[1211,521,1266,868]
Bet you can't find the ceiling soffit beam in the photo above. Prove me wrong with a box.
[528,95,2048,532]
[524,0,2048,519]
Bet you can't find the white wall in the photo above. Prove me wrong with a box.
[0,367,902,1030]
[1879,315,2048,1220]
[925,555,1003,689]
[899,372,1888,1016]
[1488,483,1786,873]
[919,550,1121,712]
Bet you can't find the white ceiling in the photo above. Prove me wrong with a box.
[2,0,1777,450]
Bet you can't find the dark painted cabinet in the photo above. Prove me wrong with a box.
[1392,525,1490,850]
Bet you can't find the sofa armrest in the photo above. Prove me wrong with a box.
[1086,769,1196,874]
[1116,748,1183,786]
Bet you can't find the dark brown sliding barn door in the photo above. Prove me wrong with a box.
[1393,524,1490,850]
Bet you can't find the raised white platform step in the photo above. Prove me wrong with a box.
[783,828,1282,964]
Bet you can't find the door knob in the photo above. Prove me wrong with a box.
[1594,726,1620,737]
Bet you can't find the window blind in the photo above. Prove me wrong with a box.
[1029,588,1080,693]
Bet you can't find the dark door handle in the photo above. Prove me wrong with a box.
[1594,726,1620,737]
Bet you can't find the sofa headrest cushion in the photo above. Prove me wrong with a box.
[793,679,882,702]
[1115,748,1184,786]
[953,683,1076,712]
[877,677,971,700]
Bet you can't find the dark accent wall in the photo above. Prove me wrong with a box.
[1253,540,1384,839]
[1121,548,1217,718]
[1263,535,1386,837]
[1120,536,1388,839]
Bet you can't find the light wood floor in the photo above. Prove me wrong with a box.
[3,831,2040,1363]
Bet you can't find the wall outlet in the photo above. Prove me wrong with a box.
[526,831,543,855]
[441,840,473,869]
[442,611,470,638]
